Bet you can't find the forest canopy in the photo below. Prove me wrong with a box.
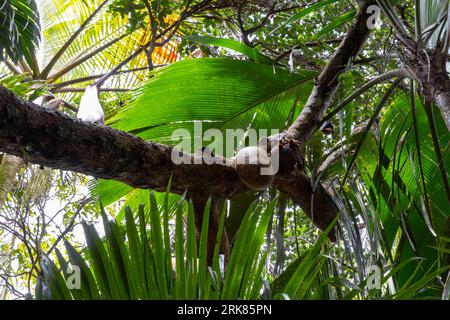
[0,0,449,301]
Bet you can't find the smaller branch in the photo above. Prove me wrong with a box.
[29,52,40,77]
[18,58,32,75]
[304,39,343,47]
[39,0,110,79]
[2,60,20,74]
[244,3,276,36]
[0,275,25,298]
[51,67,162,90]
[274,39,341,62]
[143,0,158,71]
[236,6,248,45]
[273,4,303,14]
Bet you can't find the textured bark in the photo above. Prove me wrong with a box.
[0,85,246,201]
[285,0,376,144]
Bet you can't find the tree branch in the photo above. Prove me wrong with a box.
[47,32,130,82]
[273,172,337,242]
[322,68,414,123]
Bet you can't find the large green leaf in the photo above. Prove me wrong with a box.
[109,58,316,153]
[95,58,315,209]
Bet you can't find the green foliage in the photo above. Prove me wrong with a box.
[320,91,450,297]
[184,35,275,64]
[2,0,450,301]
[108,0,148,31]
[0,0,40,64]
[271,214,339,299]
[37,192,448,300]
[109,0,178,32]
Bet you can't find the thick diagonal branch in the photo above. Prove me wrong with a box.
[285,0,377,144]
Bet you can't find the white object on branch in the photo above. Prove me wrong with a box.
[77,85,105,124]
